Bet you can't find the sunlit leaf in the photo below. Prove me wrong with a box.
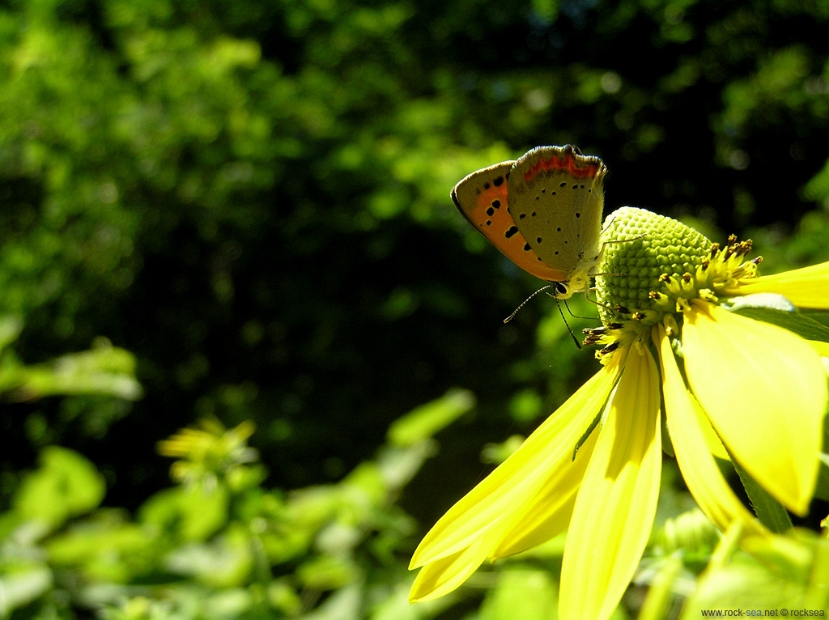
[13,447,105,528]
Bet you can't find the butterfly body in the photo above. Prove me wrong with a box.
[451,145,606,299]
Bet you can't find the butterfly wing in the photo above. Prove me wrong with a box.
[451,161,569,282]
[507,145,606,294]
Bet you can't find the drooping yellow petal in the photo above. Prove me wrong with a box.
[559,345,662,620]
[409,529,496,602]
[691,395,730,461]
[682,300,826,515]
[731,261,829,309]
[809,339,829,359]
[491,419,600,558]
[655,324,767,538]
[409,356,622,572]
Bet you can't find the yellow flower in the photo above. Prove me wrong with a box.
[409,207,829,620]
[157,417,258,489]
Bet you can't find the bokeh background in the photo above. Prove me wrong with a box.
[1,0,829,618]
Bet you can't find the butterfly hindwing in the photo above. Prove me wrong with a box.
[508,145,606,275]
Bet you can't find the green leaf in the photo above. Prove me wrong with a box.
[139,485,229,542]
[814,454,829,502]
[46,517,154,582]
[14,339,143,401]
[387,388,475,447]
[732,306,829,342]
[13,447,105,528]
[0,315,23,353]
[731,456,792,534]
[298,583,362,620]
[164,525,253,588]
[0,566,52,615]
[480,566,558,620]
[682,532,819,616]
[296,555,358,590]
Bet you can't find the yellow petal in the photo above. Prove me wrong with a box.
[655,324,767,537]
[691,393,730,462]
[409,357,622,571]
[491,421,600,557]
[559,344,662,620]
[809,339,829,359]
[682,300,826,515]
[732,261,829,309]
[409,530,495,602]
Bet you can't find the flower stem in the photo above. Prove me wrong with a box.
[730,456,793,533]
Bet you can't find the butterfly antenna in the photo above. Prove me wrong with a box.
[504,286,583,349]
[503,285,553,324]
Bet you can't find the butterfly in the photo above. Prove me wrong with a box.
[451,145,607,299]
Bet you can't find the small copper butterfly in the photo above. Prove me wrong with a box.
[451,145,607,299]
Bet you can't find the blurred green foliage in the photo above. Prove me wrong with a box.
[0,394,471,619]
[1,0,829,616]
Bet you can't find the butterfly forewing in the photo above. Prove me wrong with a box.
[451,161,569,282]
[508,146,606,273]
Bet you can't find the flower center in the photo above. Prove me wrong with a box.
[585,208,762,358]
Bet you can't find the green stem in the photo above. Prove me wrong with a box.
[731,456,792,533]
[637,553,683,620]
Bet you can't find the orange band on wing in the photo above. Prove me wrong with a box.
[522,152,599,182]
[467,182,568,283]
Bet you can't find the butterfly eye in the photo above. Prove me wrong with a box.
[554,282,569,297]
